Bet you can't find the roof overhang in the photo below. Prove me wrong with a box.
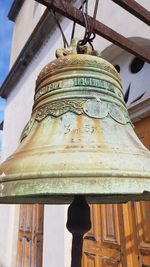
[8,0,25,22]
[0,121,3,131]
[128,97,150,122]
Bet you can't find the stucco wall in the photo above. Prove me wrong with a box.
[1,1,150,266]
[10,0,46,67]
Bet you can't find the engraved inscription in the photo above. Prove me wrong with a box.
[35,81,63,100]
[35,78,116,101]
[64,124,71,134]
[65,126,97,136]
[85,124,96,134]
[73,77,115,92]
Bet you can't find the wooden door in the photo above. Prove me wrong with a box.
[83,116,150,267]
[17,204,44,267]
[83,203,139,266]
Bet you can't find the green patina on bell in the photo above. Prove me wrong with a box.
[0,39,150,204]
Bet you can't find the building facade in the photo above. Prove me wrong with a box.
[0,0,150,266]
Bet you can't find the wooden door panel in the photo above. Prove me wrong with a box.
[134,202,150,245]
[101,204,120,245]
[17,238,32,267]
[83,254,121,267]
[87,205,100,241]
[83,202,139,267]
[83,253,100,267]
[140,254,150,267]
[17,204,44,267]
[83,204,124,267]
[101,258,121,267]
[84,240,121,262]
[135,117,150,150]
[134,201,150,267]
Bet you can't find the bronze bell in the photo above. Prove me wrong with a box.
[0,39,150,204]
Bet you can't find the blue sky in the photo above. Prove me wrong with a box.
[0,0,14,148]
[0,0,14,86]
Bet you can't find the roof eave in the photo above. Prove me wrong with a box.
[128,97,150,122]
[8,0,25,22]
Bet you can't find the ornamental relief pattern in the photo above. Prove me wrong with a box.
[37,57,120,85]
[20,98,131,142]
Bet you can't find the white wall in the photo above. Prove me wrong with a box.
[0,205,19,267]
[43,205,72,267]
[10,0,46,66]
[111,48,150,106]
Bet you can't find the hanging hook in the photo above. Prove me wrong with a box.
[78,0,99,49]
[81,0,89,45]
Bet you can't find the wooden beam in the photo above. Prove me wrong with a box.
[35,0,150,64]
[112,0,150,26]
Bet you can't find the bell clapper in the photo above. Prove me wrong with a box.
[66,196,91,267]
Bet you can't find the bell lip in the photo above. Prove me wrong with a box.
[1,169,150,181]
[0,193,150,204]
[1,175,150,204]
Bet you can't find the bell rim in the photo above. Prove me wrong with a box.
[1,174,150,204]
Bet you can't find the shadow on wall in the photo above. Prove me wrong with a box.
[101,37,150,105]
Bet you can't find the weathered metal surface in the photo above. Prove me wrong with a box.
[35,0,150,64]
[112,0,150,26]
[1,41,150,204]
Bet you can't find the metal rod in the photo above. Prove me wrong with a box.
[34,0,150,64]
[71,234,83,267]
[66,196,91,267]
[71,0,87,42]
[88,0,99,37]
[112,0,150,26]
[49,8,69,48]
